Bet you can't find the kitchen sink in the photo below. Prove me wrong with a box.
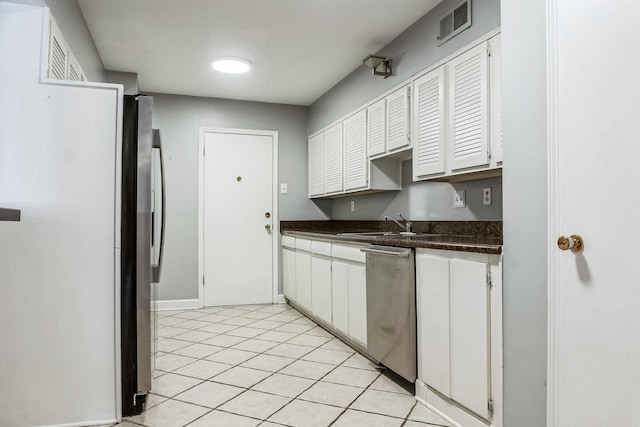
[337,231,398,236]
[337,231,446,240]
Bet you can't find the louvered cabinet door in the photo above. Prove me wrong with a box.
[323,122,344,194]
[343,110,368,191]
[308,133,324,197]
[48,18,68,80]
[448,42,489,171]
[68,51,85,81]
[367,98,386,157]
[489,34,503,164]
[413,67,446,178]
[449,258,491,420]
[386,85,411,151]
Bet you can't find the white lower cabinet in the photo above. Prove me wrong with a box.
[347,262,367,346]
[332,244,367,347]
[416,248,503,427]
[282,237,367,350]
[294,239,312,312]
[282,236,296,302]
[311,241,332,324]
[330,260,349,335]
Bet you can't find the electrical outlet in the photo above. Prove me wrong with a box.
[483,187,492,205]
[350,201,355,212]
[280,183,288,194]
[453,189,466,208]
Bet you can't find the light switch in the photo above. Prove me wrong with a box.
[280,183,288,194]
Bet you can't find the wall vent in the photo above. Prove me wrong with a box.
[437,0,472,46]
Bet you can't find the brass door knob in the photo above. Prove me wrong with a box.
[265,224,271,231]
[557,235,583,252]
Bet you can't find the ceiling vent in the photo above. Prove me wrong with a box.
[437,0,472,46]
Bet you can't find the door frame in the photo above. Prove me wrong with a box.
[546,0,560,424]
[197,126,279,308]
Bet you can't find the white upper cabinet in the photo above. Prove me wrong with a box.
[386,85,411,151]
[323,122,344,194]
[308,107,401,199]
[489,34,503,164]
[48,17,86,82]
[448,42,489,171]
[413,67,447,177]
[308,133,324,197]
[343,110,368,191]
[413,33,502,182]
[309,32,502,195]
[367,99,386,157]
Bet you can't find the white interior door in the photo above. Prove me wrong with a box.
[549,1,640,425]
[203,131,274,306]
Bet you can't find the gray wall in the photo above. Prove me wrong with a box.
[149,93,326,301]
[309,0,501,134]
[333,161,502,221]
[501,0,547,425]
[45,0,105,82]
[105,70,139,95]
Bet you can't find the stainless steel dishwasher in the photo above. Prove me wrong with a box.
[361,245,416,382]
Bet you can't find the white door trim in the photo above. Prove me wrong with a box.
[197,126,279,308]
[546,0,560,425]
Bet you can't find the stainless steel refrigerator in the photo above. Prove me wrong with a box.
[121,94,165,416]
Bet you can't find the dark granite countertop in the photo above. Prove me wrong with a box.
[281,220,502,255]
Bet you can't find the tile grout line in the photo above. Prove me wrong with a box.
[149,304,439,427]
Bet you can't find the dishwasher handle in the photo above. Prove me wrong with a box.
[361,246,411,257]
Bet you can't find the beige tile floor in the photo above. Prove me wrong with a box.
[113,303,451,427]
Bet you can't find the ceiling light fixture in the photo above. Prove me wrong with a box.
[362,54,392,78]
[212,57,252,74]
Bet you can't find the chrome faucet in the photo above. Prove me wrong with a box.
[384,213,413,234]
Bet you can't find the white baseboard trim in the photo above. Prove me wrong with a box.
[415,380,493,427]
[152,299,199,311]
[44,419,117,427]
[276,294,287,304]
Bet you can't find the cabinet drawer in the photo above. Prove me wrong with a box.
[295,238,312,252]
[282,235,295,249]
[311,240,332,257]
[332,244,366,263]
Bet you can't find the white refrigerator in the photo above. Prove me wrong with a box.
[0,3,127,426]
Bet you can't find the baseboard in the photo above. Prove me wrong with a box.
[152,299,199,311]
[415,380,493,427]
[276,294,287,304]
[42,419,117,427]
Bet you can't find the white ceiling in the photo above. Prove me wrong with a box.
[78,0,442,106]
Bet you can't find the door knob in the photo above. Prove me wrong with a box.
[265,224,271,232]
[557,235,583,252]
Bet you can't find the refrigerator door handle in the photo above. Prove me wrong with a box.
[151,129,165,284]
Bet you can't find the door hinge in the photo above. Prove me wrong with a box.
[407,132,411,141]
[407,86,411,99]
[488,144,492,159]
[203,276,205,286]
[486,270,493,287]
[203,146,206,156]
[487,44,492,57]
[488,399,494,414]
